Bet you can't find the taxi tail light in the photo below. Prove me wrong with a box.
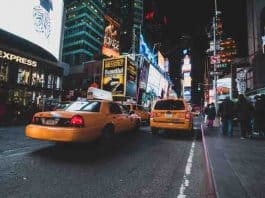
[150,112,156,118]
[70,115,84,127]
[185,112,191,119]
[32,116,36,123]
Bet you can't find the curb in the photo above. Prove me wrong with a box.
[201,123,217,198]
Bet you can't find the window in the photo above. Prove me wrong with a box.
[154,100,185,110]
[0,61,8,82]
[120,105,130,114]
[65,101,101,112]
[109,103,122,114]
[17,67,30,85]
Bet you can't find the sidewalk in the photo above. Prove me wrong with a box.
[203,125,265,198]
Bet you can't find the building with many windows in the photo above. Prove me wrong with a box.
[63,0,105,66]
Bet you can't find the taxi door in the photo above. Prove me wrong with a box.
[108,103,127,133]
[120,104,135,129]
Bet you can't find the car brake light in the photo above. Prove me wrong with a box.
[32,116,36,123]
[70,115,84,127]
[150,112,156,118]
[185,112,191,119]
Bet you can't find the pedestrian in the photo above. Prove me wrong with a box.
[207,103,216,127]
[235,94,254,139]
[204,104,210,124]
[0,99,6,126]
[218,96,234,136]
[254,94,265,136]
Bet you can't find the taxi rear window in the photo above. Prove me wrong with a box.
[154,100,185,110]
[65,101,101,112]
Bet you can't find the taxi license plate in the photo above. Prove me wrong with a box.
[44,119,58,125]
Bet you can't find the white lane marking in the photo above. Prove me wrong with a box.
[177,141,196,198]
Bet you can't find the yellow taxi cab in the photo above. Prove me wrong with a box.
[150,98,193,134]
[25,88,141,143]
[124,103,150,124]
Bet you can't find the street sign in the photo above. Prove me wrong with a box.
[210,71,222,76]
[210,55,220,64]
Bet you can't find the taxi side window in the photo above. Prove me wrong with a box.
[120,105,130,114]
[109,103,122,114]
[81,101,101,112]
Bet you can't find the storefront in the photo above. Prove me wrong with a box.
[0,48,63,123]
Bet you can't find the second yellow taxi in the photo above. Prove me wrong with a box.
[150,98,193,135]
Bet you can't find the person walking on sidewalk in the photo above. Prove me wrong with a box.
[235,94,254,139]
[207,103,216,127]
[218,96,234,136]
[254,94,265,136]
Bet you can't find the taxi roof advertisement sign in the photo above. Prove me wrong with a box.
[101,57,137,98]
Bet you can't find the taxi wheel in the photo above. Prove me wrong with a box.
[102,124,114,139]
[151,127,158,135]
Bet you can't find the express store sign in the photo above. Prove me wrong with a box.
[0,50,37,67]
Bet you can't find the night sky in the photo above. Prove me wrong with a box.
[144,0,248,104]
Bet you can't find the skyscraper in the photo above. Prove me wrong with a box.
[63,0,105,66]
[105,0,143,54]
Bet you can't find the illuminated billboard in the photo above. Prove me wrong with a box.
[139,58,150,89]
[217,77,231,100]
[102,15,120,58]
[0,0,64,60]
[101,56,137,97]
[102,57,126,96]
[181,55,191,73]
[147,64,161,96]
[126,58,137,97]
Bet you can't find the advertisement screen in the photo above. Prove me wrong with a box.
[126,58,137,98]
[102,57,126,96]
[181,55,191,73]
[158,51,165,71]
[0,0,64,60]
[147,65,161,96]
[102,15,120,57]
[139,58,150,89]
[217,77,231,100]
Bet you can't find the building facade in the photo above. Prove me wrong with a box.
[63,0,105,66]
[0,0,65,123]
[246,0,265,96]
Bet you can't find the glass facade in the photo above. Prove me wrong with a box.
[63,0,105,66]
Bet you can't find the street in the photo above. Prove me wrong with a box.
[0,119,207,198]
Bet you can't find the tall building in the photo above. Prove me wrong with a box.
[120,0,143,54]
[246,0,265,96]
[63,0,105,66]
[105,0,143,54]
[0,0,65,120]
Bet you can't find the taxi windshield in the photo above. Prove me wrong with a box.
[154,100,185,110]
[65,101,101,112]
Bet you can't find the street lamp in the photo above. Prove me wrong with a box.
[213,0,218,109]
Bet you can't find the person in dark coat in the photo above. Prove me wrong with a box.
[235,94,254,139]
[207,103,216,127]
[218,96,234,136]
[254,94,265,136]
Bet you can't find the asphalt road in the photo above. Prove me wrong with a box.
[0,118,206,198]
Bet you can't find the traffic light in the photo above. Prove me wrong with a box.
[197,84,201,91]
